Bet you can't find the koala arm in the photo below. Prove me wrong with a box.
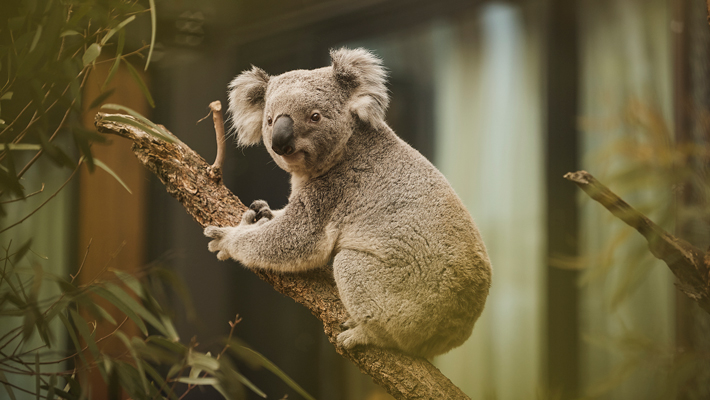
[204,202,336,272]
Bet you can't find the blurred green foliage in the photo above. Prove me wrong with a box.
[580,100,710,399]
[0,1,315,399]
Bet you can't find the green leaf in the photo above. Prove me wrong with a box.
[146,336,186,357]
[94,158,132,194]
[13,238,33,264]
[230,370,266,398]
[146,0,156,70]
[141,361,179,400]
[90,302,117,326]
[29,25,43,53]
[46,374,57,400]
[111,269,143,298]
[0,91,12,100]
[50,387,78,400]
[123,60,155,107]
[88,88,115,110]
[114,331,149,395]
[100,104,172,141]
[82,43,102,67]
[58,313,90,372]
[100,15,135,46]
[69,309,101,366]
[229,343,316,400]
[104,282,170,337]
[175,377,219,386]
[107,363,120,400]
[0,144,42,151]
[90,286,148,335]
[59,30,80,37]
[102,31,125,91]
[187,351,219,373]
[98,114,173,143]
[0,370,17,400]
[38,130,76,169]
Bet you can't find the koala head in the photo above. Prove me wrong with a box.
[227,48,389,177]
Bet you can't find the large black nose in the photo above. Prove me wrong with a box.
[271,115,295,156]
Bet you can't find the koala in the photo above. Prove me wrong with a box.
[204,48,492,358]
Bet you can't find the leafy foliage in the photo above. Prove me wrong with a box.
[0,246,314,399]
[0,1,315,399]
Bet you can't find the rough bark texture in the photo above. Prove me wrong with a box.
[564,170,710,315]
[95,113,470,400]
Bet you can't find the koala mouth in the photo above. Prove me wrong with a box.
[279,150,304,164]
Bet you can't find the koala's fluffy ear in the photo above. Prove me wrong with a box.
[227,66,270,146]
[331,48,389,127]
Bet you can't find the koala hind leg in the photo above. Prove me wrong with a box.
[333,250,399,351]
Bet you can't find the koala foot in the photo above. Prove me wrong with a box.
[204,226,232,261]
[241,200,274,225]
[339,319,357,331]
[337,325,371,350]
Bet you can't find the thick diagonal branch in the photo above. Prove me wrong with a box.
[95,112,470,400]
[564,170,710,314]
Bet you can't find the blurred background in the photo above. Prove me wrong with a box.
[2,0,710,399]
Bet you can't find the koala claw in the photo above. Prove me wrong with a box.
[249,200,270,212]
[242,200,274,225]
[204,226,225,239]
[340,319,356,331]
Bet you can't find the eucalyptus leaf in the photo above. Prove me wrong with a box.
[59,30,80,37]
[141,361,179,400]
[58,313,90,371]
[94,158,132,194]
[115,331,149,395]
[145,0,156,70]
[103,282,168,336]
[29,25,43,53]
[100,103,172,141]
[102,30,124,91]
[229,342,316,400]
[69,309,101,365]
[0,370,17,400]
[82,43,101,67]
[90,286,148,335]
[98,114,173,143]
[175,377,219,386]
[100,15,135,46]
[123,60,155,108]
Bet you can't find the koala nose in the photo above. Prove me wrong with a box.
[271,115,295,156]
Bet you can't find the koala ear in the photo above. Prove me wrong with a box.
[330,47,389,127]
[227,66,270,146]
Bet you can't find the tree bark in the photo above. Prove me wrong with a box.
[95,113,470,400]
[564,170,710,315]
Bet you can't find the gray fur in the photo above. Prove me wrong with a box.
[206,48,492,358]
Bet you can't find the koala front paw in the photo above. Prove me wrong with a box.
[204,226,233,261]
[240,200,274,225]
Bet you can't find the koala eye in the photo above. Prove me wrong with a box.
[267,116,273,126]
[310,113,321,122]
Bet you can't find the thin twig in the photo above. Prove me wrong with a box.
[71,239,93,283]
[0,183,45,204]
[208,101,227,172]
[0,161,83,234]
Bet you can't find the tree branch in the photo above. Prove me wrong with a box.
[95,112,470,400]
[564,170,710,315]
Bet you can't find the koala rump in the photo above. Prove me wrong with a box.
[205,48,492,358]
